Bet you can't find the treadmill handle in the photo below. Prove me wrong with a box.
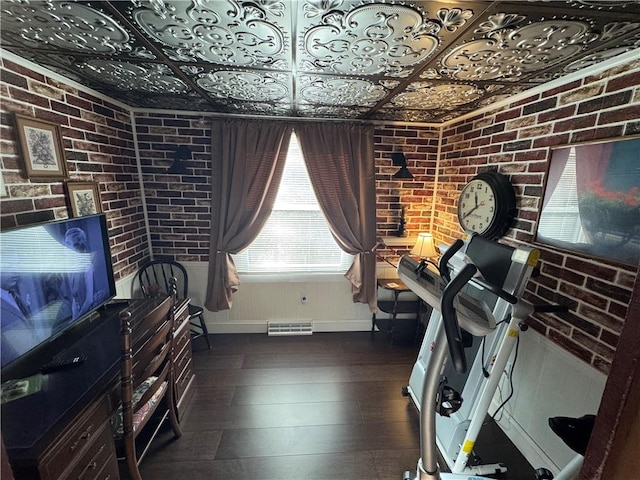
[470,275,518,305]
[439,239,464,284]
[441,263,477,375]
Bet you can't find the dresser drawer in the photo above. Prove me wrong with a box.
[173,301,190,331]
[174,322,191,357]
[66,425,117,480]
[40,397,112,480]
[93,453,119,480]
[175,355,193,400]
[171,298,195,420]
[175,338,192,378]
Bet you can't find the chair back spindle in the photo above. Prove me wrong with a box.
[114,296,182,480]
[134,258,211,349]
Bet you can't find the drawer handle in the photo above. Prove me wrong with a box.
[78,444,106,480]
[70,426,94,452]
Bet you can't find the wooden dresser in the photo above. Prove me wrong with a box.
[2,298,197,480]
[172,299,196,421]
[36,396,118,480]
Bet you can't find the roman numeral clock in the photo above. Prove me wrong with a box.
[457,171,517,240]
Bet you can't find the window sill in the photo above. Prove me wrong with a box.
[238,272,347,283]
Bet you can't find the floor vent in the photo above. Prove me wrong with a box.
[267,321,313,336]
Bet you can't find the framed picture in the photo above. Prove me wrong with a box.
[66,182,102,217]
[14,114,68,179]
[535,136,640,267]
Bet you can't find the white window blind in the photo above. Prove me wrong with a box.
[233,133,353,273]
[537,147,586,243]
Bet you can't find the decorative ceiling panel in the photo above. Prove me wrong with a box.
[1,0,639,123]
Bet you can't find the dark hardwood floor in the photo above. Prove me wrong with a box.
[140,332,534,480]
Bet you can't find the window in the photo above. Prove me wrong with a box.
[233,133,353,274]
[537,147,586,243]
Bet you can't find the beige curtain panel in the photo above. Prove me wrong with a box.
[205,119,293,312]
[296,123,378,312]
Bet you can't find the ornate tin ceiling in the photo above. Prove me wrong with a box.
[1,0,640,123]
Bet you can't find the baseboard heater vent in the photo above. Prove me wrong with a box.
[267,321,313,336]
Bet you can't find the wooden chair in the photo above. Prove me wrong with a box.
[114,296,183,480]
[134,258,212,349]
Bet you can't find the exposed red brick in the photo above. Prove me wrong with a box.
[538,105,576,123]
[598,105,640,124]
[570,126,624,144]
[1,69,28,89]
[608,301,628,320]
[523,97,557,115]
[564,258,617,282]
[3,60,45,82]
[605,71,640,93]
[542,80,582,98]
[599,329,619,348]
[586,278,632,304]
[553,114,597,133]
[560,282,608,309]
[549,330,593,364]
[572,330,614,361]
[532,133,571,148]
[495,108,522,123]
[577,91,632,114]
[491,131,517,143]
[9,87,50,108]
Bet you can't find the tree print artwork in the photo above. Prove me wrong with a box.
[25,126,57,169]
[74,190,97,216]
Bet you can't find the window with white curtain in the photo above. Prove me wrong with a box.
[232,133,353,274]
[537,147,587,243]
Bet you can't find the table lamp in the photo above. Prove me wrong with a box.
[411,232,439,274]
[411,233,438,259]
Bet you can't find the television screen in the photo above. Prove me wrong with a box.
[0,214,116,369]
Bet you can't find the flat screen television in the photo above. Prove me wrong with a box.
[1,213,116,374]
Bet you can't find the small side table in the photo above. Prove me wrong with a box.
[372,279,421,341]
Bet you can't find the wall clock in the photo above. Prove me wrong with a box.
[457,171,517,240]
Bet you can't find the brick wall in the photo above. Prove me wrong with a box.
[0,57,146,281]
[374,124,440,238]
[2,54,638,373]
[374,124,440,266]
[134,117,442,262]
[133,113,212,261]
[434,59,640,374]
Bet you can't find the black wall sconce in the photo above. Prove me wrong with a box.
[391,152,414,179]
[167,145,191,174]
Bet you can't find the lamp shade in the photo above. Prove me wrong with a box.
[391,152,414,179]
[411,233,438,258]
[392,165,414,179]
[391,152,406,166]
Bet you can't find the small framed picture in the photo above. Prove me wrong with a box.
[66,181,102,217]
[14,114,68,179]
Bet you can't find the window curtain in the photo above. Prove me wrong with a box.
[295,123,378,312]
[575,143,613,195]
[205,119,293,312]
[543,146,571,210]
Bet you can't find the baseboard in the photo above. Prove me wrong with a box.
[205,318,371,334]
[491,399,561,474]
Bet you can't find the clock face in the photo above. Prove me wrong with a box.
[457,172,517,239]
[458,179,496,235]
